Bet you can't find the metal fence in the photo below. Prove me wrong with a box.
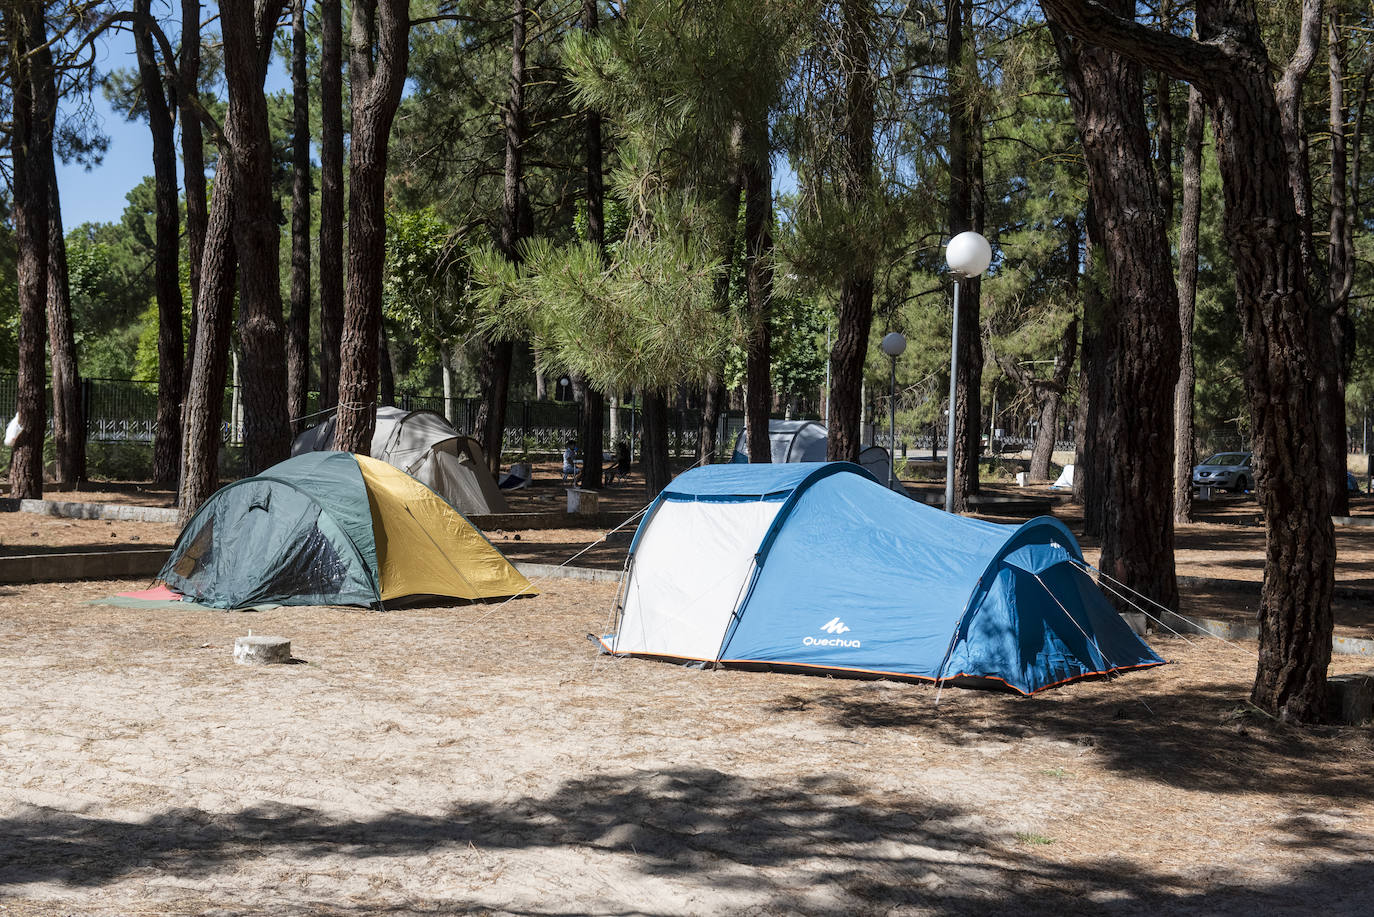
[0,374,714,458]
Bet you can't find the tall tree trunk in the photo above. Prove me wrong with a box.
[179,168,237,519]
[475,0,527,473]
[1321,9,1353,517]
[8,2,51,500]
[222,0,290,474]
[578,0,606,488]
[1173,86,1205,524]
[641,390,671,496]
[699,164,745,466]
[476,342,514,475]
[743,121,774,464]
[287,0,311,436]
[1073,207,1103,515]
[1039,0,1337,722]
[1033,320,1077,481]
[335,0,410,453]
[697,377,727,464]
[135,0,184,486]
[1048,11,1181,612]
[826,0,875,463]
[1276,0,1323,276]
[180,0,206,365]
[318,0,345,410]
[40,38,83,487]
[947,0,984,509]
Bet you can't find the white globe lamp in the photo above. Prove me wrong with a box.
[946,231,992,278]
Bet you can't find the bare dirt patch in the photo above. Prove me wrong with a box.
[0,578,1370,915]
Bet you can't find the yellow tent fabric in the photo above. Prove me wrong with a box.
[354,455,536,602]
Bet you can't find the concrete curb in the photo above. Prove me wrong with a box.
[1156,611,1374,657]
[1178,574,1374,604]
[515,562,622,584]
[0,549,167,584]
[470,511,635,532]
[8,499,180,524]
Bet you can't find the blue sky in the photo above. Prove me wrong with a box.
[56,25,795,228]
[55,25,291,229]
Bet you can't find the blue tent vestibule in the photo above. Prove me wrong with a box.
[601,462,1163,695]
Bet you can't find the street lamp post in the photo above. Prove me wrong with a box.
[880,332,907,489]
[944,231,992,513]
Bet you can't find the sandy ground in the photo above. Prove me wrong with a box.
[0,577,1371,916]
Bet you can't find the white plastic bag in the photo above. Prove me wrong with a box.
[3,414,20,447]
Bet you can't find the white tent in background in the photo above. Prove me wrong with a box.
[731,419,902,491]
[1051,464,1074,491]
[293,406,509,515]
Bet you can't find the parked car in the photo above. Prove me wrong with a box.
[1192,452,1254,493]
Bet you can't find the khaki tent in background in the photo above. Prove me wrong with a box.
[293,406,509,515]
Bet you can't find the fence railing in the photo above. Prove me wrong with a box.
[0,374,716,458]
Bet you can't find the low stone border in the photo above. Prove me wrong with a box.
[0,549,166,584]
[514,562,622,584]
[5,499,179,524]
[469,511,635,531]
[1178,573,1374,604]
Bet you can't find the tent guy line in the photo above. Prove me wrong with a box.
[1073,559,1260,660]
[464,500,657,633]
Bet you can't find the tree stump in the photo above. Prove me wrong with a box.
[234,635,291,665]
[1326,672,1374,725]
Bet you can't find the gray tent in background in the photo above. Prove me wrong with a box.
[730,419,900,490]
[292,406,509,515]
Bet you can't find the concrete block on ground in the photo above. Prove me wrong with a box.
[566,488,600,515]
[234,636,292,665]
[1326,672,1374,725]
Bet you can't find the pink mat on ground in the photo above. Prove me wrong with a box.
[116,584,184,601]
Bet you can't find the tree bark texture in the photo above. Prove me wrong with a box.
[743,122,774,464]
[995,319,1077,482]
[287,0,311,435]
[318,0,345,410]
[476,341,514,474]
[578,0,605,488]
[135,0,184,485]
[179,150,238,519]
[221,0,290,474]
[1320,10,1353,517]
[1048,10,1181,612]
[38,35,84,487]
[826,0,875,464]
[335,0,410,454]
[9,2,51,500]
[947,0,984,509]
[697,377,726,464]
[1038,0,1337,722]
[1276,0,1324,276]
[179,0,206,339]
[1173,86,1205,524]
[641,390,672,497]
[475,0,527,473]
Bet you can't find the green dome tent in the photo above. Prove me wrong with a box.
[161,452,532,609]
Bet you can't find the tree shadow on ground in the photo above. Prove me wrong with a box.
[1,768,1371,915]
[767,678,1374,801]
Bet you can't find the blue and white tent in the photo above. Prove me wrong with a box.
[602,462,1163,694]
